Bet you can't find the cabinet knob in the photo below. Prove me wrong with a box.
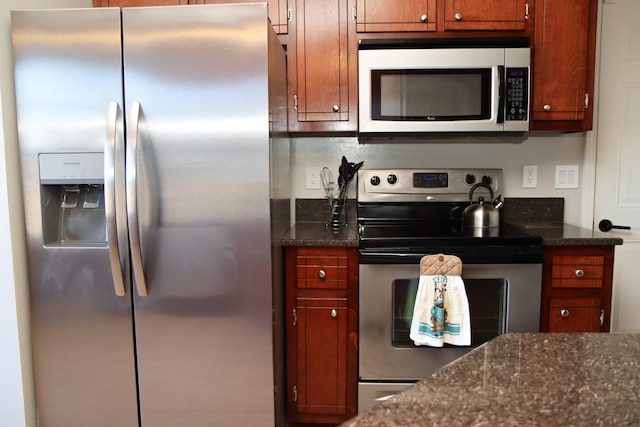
[575,269,584,278]
[454,13,462,21]
[560,309,570,318]
[543,104,552,112]
[332,105,340,112]
[330,309,338,318]
[318,269,326,279]
[420,14,428,22]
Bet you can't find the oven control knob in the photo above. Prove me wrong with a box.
[465,174,476,185]
[387,174,398,185]
[370,175,381,186]
[481,175,493,185]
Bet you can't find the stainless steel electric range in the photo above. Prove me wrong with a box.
[356,168,543,413]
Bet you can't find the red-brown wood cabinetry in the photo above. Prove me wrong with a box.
[530,0,598,131]
[443,0,529,31]
[287,0,358,133]
[541,246,614,333]
[356,0,437,32]
[285,246,358,425]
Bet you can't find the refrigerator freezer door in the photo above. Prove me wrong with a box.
[12,8,138,427]
[122,4,278,426]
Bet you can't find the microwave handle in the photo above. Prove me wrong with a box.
[497,65,505,124]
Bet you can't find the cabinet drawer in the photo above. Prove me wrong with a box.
[549,297,601,332]
[296,248,349,289]
[551,255,604,288]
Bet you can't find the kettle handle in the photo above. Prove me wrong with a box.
[469,183,494,201]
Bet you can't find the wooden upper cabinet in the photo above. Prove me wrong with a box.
[190,0,288,34]
[93,0,187,5]
[288,0,358,133]
[531,0,597,131]
[444,0,529,31]
[356,0,436,33]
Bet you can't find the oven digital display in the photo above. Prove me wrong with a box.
[413,172,448,188]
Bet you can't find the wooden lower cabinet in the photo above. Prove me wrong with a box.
[541,246,614,332]
[285,246,358,425]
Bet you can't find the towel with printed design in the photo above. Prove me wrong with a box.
[409,254,471,347]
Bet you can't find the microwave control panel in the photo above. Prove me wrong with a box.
[505,67,529,121]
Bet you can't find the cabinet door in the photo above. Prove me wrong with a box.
[549,298,601,332]
[294,297,349,418]
[189,0,288,34]
[356,0,436,32]
[531,0,596,130]
[93,0,187,5]
[444,0,528,31]
[288,0,357,132]
[285,246,358,425]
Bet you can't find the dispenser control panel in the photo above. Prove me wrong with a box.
[39,152,104,184]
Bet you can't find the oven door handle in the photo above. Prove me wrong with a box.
[359,251,428,264]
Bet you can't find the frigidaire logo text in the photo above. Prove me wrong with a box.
[63,162,81,166]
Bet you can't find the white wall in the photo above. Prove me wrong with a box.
[292,131,588,226]
[0,2,92,426]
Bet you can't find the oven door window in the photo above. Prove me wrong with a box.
[393,278,506,347]
[371,69,492,122]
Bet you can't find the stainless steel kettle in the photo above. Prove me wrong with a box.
[463,183,502,229]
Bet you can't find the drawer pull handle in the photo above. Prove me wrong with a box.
[318,269,326,279]
[454,12,462,20]
[561,309,570,318]
[420,14,428,22]
[330,309,338,318]
[575,269,584,278]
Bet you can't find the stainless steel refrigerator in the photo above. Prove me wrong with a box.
[11,4,289,426]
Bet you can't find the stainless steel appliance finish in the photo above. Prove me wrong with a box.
[12,5,289,426]
[356,168,542,413]
[358,38,530,137]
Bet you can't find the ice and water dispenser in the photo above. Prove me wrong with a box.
[39,153,106,246]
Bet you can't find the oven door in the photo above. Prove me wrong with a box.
[358,262,541,409]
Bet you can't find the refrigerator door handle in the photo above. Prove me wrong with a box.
[126,101,149,297]
[105,102,126,297]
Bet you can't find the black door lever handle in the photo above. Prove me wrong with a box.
[599,219,631,232]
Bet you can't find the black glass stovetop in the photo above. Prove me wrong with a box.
[357,202,543,263]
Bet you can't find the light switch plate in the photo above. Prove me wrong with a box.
[555,165,579,189]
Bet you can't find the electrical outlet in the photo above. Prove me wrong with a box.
[305,167,321,189]
[523,165,537,188]
[555,165,579,189]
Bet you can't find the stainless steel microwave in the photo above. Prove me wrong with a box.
[358,38,531,137]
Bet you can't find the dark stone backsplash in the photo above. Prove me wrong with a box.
[295,198,357,223]
[500,197,564,227]
[295,197,564,228]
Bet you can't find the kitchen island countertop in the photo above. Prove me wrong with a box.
[342,332,640,427]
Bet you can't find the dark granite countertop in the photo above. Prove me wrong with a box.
[282,198,623,247]
[521,223,623,246]
[342,332,640,427]
[281,221,359,247]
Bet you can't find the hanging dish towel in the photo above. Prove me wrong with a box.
[409,254,471,347]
